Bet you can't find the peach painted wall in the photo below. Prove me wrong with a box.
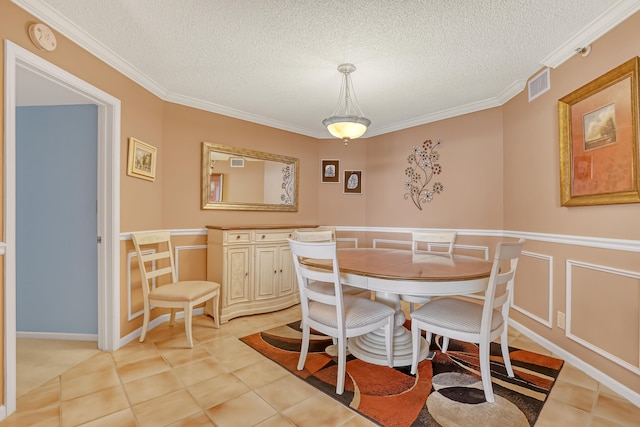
[502,11,640,393]
[159,102,319,229]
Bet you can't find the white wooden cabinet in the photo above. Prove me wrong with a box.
[206,225,314,323]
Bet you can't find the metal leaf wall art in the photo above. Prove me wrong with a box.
[404,138,444,210]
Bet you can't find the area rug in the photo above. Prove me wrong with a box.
[240,320,564,427]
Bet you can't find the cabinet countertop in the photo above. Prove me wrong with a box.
[206,225,319,231]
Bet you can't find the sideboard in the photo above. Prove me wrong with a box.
[205,225,317,323]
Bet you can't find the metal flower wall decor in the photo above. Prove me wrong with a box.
[281,164,294,204]
[404,138,445,210]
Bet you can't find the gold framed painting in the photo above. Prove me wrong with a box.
[127,137,157,181]
[559,57,640,206]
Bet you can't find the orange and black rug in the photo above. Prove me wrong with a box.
[240,320,564,427]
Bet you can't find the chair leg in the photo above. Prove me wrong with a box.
[184,303,194,348]
[501,329,514,377]
[442,336,450,353]
[169,308,176,326]
[139,304,150,343]
[297,323,310,371]
[409,302,415,312]
[479,341,495,403]
[336,335,347,394]
[212,292,220,328]
[410,319,420,374]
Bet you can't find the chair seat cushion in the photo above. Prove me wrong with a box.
[309,296,394,329]
[410,297,503,334]
[149,280,220,302]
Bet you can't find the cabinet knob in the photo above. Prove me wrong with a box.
[261,235,266,239]
[274,270,277,274]
[236,235,240,239]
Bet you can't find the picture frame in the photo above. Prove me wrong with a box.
[321,159,340,183]
[127,137,157,181]
[344,170,362,194]
[208,173,223,202]
[559,57,640,206]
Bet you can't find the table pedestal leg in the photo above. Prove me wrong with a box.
[347,292,428,367]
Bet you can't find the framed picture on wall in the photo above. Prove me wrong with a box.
[127,137,157,181]
[321,159,340,183]
[344,170,362,194]
[559,57,640,206]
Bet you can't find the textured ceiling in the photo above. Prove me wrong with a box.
[12,0,640,139]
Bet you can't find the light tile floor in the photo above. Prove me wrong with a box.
[3,304,639,426]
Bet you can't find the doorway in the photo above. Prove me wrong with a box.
[4,40,121,416]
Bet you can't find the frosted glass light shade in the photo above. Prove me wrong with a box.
[323,115,371,140]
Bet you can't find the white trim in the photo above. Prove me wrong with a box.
[372,239,411,248]
[174,244,207,278]
[512,251,554,328]
[565,259,640,375]
[16,331,98,341]
[4,40,120,418]
[510,318,640,408]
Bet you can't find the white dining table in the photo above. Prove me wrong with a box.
[302,248,493,367]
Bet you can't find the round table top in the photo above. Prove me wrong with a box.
[330,248,493,282]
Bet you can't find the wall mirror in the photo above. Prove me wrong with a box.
[202,142,299,211]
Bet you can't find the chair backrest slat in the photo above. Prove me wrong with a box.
[131,231,177,297]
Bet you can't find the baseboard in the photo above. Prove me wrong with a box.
[510,319,640,408]
[16,331,98,341]
[119,307,205,347]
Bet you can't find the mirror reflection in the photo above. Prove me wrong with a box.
[202,142,298,211]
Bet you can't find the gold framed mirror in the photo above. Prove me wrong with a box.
[202,142,299,211]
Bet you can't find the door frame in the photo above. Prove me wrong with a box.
[3,40,121,416]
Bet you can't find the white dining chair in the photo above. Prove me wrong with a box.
[401,231,457,311]
[410,238,525,403]
[131,230,221,348]
[289,239,395,394]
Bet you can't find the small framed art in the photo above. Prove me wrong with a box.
[127,137,157,181]
[321,159,340,183]
[344,170,362,194]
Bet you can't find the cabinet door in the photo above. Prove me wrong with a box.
[254,245,278,300]
[224,246,251,306]
[278,244,296,296]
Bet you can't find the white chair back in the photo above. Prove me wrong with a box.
[411,231,457,254]
[481,238,524,335]
[288,239,345,324]
[294,229,334,242]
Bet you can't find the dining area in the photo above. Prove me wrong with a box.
[289,229,525,404]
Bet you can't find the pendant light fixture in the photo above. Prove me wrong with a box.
[322,63,371,145]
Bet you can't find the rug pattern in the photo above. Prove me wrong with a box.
[241,321,563,427]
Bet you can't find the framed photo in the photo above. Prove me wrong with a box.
[344,170,362,194]
[208,173,223,202]
[127,137,157,181]
[559,57,640,206]
[321,159,340,183]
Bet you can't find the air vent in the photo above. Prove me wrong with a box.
[528,68,550,102]
[230,157,245,167]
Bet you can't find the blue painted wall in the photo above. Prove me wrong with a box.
[16,105,98,334]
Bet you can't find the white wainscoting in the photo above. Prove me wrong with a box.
[512,251,554,328]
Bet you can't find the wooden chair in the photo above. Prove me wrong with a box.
[410,238,525,403]
[131,230,220,348]
[289,239,395,394]
[401,231,457,311]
